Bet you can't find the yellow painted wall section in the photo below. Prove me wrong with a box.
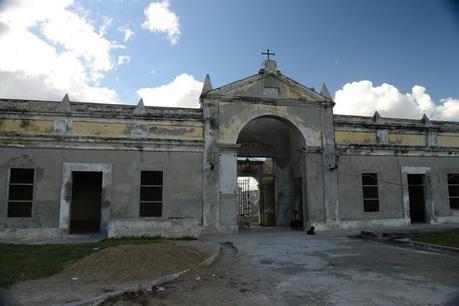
[389,133,425,146]
[149,124,203,140]
[437,135,459,147]
[335,131,376,144]
[0,119,54,134]
[72,121,128,137]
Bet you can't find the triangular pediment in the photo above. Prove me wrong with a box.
[206,70,330,102]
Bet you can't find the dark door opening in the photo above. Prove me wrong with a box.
[408,174,426,223]
[260,178,276,226]
[293,177,304,230]
[70,171,103,234]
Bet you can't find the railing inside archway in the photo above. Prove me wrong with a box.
[236,156,272,229]
[237,177,252,228]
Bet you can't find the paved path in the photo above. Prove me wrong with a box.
[139,227,459,306]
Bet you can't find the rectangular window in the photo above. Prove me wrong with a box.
[139,171,163,217]
[447,174,459,209]
[362,173,380,212]
[7,168,35,217]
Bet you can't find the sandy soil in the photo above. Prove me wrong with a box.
[0,241,212,306]
[102,243,264,306]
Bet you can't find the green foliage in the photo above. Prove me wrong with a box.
[411,232,459,248]
[168,236,198,241]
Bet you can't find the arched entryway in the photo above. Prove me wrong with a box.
[236,116,307,228]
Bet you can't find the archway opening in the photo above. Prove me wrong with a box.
[236,116,306,228]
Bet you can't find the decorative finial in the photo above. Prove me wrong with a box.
[201,74,213,95]
[56,93,71,113]
[133,98,147,115]
[373,111,381,122]
[261,49,275,60]
[261,49,278,73]
[320,83,332,100]
[422,113,431,126]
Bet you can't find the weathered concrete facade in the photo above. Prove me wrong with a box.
[0,98,204,238]
[333,114,459,229]
[1,59,458,238]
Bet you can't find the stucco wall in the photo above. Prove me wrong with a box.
[304,152,326,223]
[337,155,459,222]
[0,118,203,141]
[217,101,323,148]
[0,119,54,134]
[0,147,203,230]
[437,135,459,147]
[335,131,376,145]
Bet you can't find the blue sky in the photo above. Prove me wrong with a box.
[0,0,458,119]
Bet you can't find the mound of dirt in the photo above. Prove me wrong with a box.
[63,243,206,285]
[3,242,212,306]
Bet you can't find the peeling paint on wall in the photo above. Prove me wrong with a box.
[72,121,204,140]
[285,86,303,100]
[72,121,129,137]
[437,135,459,147]
[335,131,376,144]
[149,125,203,140]
[0,119,54,134]
[389,133,426,146]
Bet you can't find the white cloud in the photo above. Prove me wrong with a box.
[0,70,118,103]
[334,80,459,121]
[0,0,71,29]
[119,26,135,42]
[117,55,131,65]
[142,0,180,45]
[38,6,116,80]
[0,71,62,100]
[99,16,113,36]
[137,73,202,108]
[435,98,459,121]
[0,0,121,103]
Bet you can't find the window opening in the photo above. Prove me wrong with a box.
[362,173,379,212]
[447,174,459,209]
[7,168,34,217]
[140,171,163,217]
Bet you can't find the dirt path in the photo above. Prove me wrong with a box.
[1,241,214,306]
[103,242,269,306]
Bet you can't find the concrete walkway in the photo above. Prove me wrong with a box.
[147,227,459,306]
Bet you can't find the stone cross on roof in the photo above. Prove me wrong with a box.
[262,49,275,60]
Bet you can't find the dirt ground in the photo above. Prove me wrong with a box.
[2,229,459,306]
[102,243,253,306]
[0,241,213,306]
[103,228,459,306]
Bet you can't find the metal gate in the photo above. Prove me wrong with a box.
[237,178,251,228]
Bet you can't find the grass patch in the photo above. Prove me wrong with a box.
[101,289,151,306]
[0,237,164,288]
[411,232,459,248]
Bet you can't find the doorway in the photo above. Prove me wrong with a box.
[70,171,103,233]
[236,116,306,227]
[259,177,276,226]
[407,174,426,223]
